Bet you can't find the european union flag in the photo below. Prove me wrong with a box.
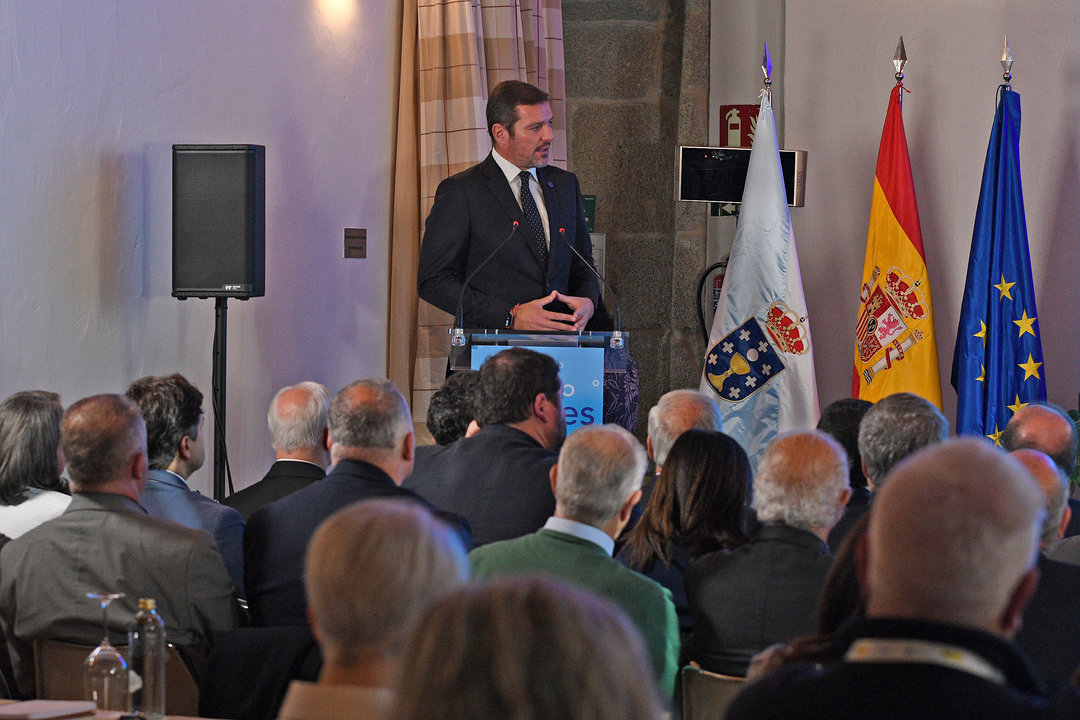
[951,87,1045,443]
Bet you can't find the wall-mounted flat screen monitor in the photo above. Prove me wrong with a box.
[678,146,806,207]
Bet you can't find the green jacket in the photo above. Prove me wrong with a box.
[470,528,680,698]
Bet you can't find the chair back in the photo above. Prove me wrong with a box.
[681,664,745,720]
[33,638,199,716]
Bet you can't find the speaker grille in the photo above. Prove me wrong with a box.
[172,144,265,297]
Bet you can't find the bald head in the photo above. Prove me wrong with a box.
[753,431,850,535]
[1011,448,1070,550]
[647,390,722,468]
[61,394,147,493]
[268,381,329,455]
[1002,403,1078,478]
[868,439,1043,635]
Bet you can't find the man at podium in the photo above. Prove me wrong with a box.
[417,80,599,331]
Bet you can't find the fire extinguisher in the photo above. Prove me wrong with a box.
[696,258,728,343]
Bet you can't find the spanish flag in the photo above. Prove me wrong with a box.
[852,85,942,407]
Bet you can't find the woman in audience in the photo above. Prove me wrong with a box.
[0,391,70,539]
[618,429,752,637]
[391,576,667,720]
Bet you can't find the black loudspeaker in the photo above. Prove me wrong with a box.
[172,144,265,298]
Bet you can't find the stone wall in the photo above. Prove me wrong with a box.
[564,0,711,436]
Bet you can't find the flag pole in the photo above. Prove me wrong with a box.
[1001,35,1014,90]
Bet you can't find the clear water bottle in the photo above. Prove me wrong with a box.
[127,597,166,719]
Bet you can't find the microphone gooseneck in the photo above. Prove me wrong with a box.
[452,220,520,346]
[557,228,624,348]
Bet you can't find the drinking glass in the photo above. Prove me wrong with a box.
[84,592,128,711]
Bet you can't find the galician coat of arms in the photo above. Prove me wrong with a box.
[704,301,809,402]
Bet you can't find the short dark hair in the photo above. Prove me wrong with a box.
[427,371,480,445]
[0,391,65,504]
[817,398,874,492]
[474,348,560,427]
[125,374,203,470]
[61,394,145,489]
[486,80,549,140]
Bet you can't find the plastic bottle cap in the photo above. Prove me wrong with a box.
[138,598,156,610]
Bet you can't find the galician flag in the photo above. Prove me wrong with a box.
[700,91,819,468]
[852,84,942,406]
[951,86,1045,441]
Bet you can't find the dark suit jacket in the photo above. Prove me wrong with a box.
[1016,553,1080,688]
[244,459,471,626]
[403,425,556,546]
[827,499,871,553]
[416,153,600,328]
[726,617,1080,720]
[223,460,326,521]
[0,492,239,696]
[686,523,833,676]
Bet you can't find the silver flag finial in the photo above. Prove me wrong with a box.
[1001,35,1014,87]
[762,42,773,85]
[893,36,908,78]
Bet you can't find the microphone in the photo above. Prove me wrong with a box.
[452,221,520,347]
[558,228,624,349]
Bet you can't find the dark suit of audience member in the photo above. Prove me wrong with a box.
[1010,449,1080,689]
[243,379,470,626]
[687,432,850,676]
[0,395,239,697]
[224,382,331,522]
[405,347,566,546]
[126,373,246,597]
[827,392,947,552]
[224,460,325,521]
[727,440,1080,720]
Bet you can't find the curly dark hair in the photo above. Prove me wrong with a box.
[125,374,202,470]
[473,348,560,427]
[428,371,480,445]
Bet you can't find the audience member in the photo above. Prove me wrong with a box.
[126,374,246,596]
[469,424,679,697]
[1002,402,1080,537]
[404,348,563,545]
[816,397,873,506]
[224,382,330,520]
[726,439,1080,719]
[646,389,722,473]
[0,394,238,696]
[1011,449,1080,688]
[0,391,71,538]
[276,499,468,720]
[424,371,479,445]
[390,577,667,720]
[827,391,947,550]
[244,378,470,626]
[686,431,849,676]
[618,429,751,639]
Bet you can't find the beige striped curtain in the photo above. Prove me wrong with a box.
[388,0,567,422]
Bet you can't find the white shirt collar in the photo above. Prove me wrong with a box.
[543,516,615,556]
[492,148,536,186]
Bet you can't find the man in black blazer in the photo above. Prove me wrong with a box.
[243,379,470,626]
[417,80,599,331]
[686,432,850,676]
[1011,449,1080,688]
[224,382,330,520]
[405,348,564,546]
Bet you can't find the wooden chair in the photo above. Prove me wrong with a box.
[681,664,745,720]
[33,638,199,716]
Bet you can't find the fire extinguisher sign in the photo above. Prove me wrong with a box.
[719,104,760,148]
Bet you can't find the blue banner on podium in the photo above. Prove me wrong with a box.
[471,345,605,435]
